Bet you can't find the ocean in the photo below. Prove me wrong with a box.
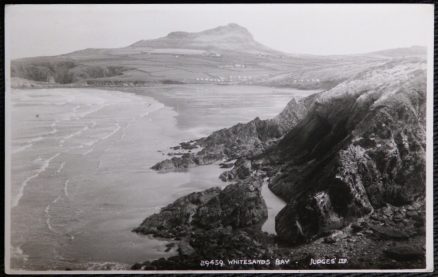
[8,85,316,270]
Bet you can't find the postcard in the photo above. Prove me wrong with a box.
[4,3,434,274]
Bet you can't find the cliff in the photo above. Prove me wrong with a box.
[267,58,426,243]
[136,57,427,269]
[11,57,128,84]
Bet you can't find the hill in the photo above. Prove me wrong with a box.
[10,23,426,90]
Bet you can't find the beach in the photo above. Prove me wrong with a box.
[9,85,316,270]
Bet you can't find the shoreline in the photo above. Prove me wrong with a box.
[9,88,185,270]
[10,85,291,270]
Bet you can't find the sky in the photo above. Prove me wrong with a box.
[5,4,434,59]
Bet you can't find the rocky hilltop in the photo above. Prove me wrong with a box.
[134,57,427,270]
[130,23,279,55]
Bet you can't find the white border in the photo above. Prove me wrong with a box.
[424,3,435,271]
[5,4,12,275]
[3,3,435,274]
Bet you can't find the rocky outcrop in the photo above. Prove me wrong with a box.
[152,96,314,172]
[134,177,268,238]
[133,177,271,269]
[267,58,426,244]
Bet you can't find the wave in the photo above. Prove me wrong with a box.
[81,123,121,155]
[60,125,89,145]
[47,121,59,135]
[63,179,70,199]
[11,245,29,262]
[64,103,105,121]
[13,152,61,208]
[12,143,33,154]
[44,194,62,234]
[56,161,66,173]
[12,121,59,154]
[77,104,108,119]
[100,123,121,141]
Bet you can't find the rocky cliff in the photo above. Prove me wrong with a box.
[11,57,128,84]
[266,58,426,244]
[135,57,427,269]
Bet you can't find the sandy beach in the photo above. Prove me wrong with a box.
[9,85,314,270]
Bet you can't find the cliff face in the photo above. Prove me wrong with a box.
[11,58,128,84]
[267,59,426,243]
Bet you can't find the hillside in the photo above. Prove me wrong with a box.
[130,23,279,55]
[10,23,425,90]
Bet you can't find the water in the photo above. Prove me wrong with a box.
[128,84,319,137]
[8,85,315,271]
[261,179,287,234]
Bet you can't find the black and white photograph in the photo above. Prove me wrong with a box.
[4,3,434,273]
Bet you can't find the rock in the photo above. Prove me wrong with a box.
[214,178,267,228]
[275,191,345,244]
[165,242,176,252]
[323,236,336,244]
[219,162,234,169]
[406,210,418,217]
[269,60,426,245]
[133,187,221,237]
[370,214,380,221]
[234,159,252,179]
[351,223,363,232]
[151,153,199,171]
[383,245,424,261]
[369,224,411,240]
[220,158,253,182]
[364,229,374,235]
[178,240,195,256]
[134,179,267,237]
[393,215,403,222]
[180,142,198,150]
[219,171,234,182]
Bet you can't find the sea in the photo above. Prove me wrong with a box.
[8,85,317,271]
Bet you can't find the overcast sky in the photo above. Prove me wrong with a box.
[5,4,434,59]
